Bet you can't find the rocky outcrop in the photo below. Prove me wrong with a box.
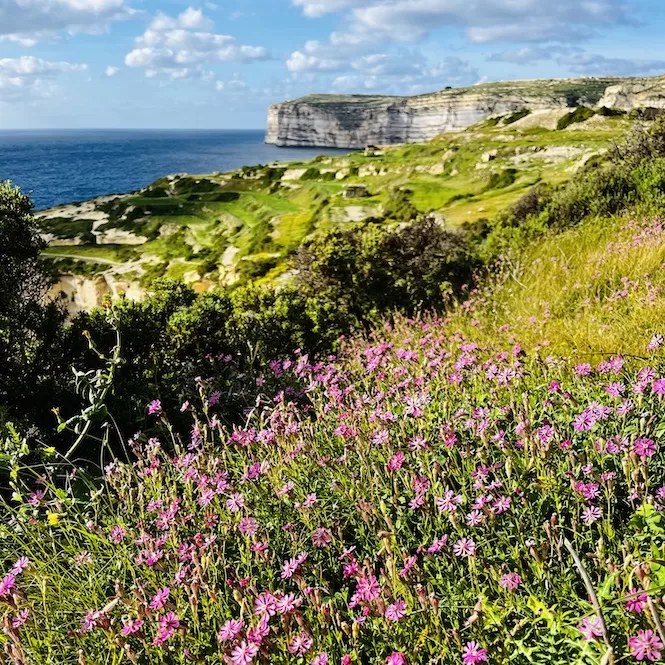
[598,75,665,110]
[49,274,145,317]
[265,75,665,148]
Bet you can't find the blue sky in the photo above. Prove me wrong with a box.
[0,0,664,129]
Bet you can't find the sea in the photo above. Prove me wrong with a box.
[0,129,352,210]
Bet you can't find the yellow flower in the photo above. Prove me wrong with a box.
[46,512,60,527]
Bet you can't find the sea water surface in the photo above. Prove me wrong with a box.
[0,129,351,210]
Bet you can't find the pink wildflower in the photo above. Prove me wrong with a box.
[453,538,476,557]
[10,558,29,576]
[120,618,144,636]
[462,641,488,665]
[652,379,665,395]
[387,451,406,472]
[254,592,277,617]
[218,618,245,642]
[634,438,657,458]
[625,588,648,613]
[226,493,246,513]
[150,587,170,610]
[629,629,663,662]
[80,610,99,634]
[227,641,259,665]
[386,654,406,665]
[311,528,333,548]
[578,616,603,641]
[153,611,180,646]
[647,334,664,351]
[109,525,126,544]
[238,517,259,536]
[288,632,313,656]
[312,654,329,665]
[147,399,162,415]
[581,506,601,525]
[385,600,407,621]
[499,572,522,591]
[0,574,15,597]
[436,490,463,514]
[356,574,381,602]
[11,609,29,628]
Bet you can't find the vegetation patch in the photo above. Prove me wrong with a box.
[557,106,597,130]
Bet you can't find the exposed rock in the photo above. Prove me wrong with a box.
[94,229,148,245]
[266,77,623,148]
[221,246,240,266]
[331,206,377,222]
[281,168,308,181]
[49,273,145,317]
[343,185,370,199]
[598,75,665,110]
[40,234,84,246]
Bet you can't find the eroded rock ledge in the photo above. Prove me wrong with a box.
[265,75,665,148]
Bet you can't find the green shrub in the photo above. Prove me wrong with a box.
[300,168,321,181]
[557,107,596,130]
[597,106,625,117]
[485,168,518,191]
[382,188,420,223]
[503,108,531,125]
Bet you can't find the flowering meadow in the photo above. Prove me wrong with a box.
[5,214,665,664]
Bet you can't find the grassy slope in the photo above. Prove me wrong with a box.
[37,113,629,294]
[450,210,665,357]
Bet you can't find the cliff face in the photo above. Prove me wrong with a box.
[265,76,665,148]
[598,75,665,110]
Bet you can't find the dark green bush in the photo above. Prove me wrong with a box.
[503,108,531,125]
[485,168,517,191]
[295,216,476,326]
[557,107,596,130]
[0,183,69,432]
[382,188,420,223]
[508,184,552,225]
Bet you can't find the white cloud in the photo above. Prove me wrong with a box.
[0,0,133,44]
[291,0,364,18]
[0,56,87,103]
[491,46,665,77]
[125,7,269,79]
[293,0,634,44]
[490,47,555,65]
[216,76,249,92]
[289,36,478,94]
[558,52,665,77]
[105,65,120,77]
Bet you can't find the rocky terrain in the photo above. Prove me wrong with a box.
[265,75,665,148]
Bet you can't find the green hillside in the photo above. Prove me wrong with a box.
[5,113,665,665]
[37,109,630,299]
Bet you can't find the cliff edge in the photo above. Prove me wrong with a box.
[266,75,665,148]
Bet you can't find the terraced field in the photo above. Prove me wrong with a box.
[37,109,630,311]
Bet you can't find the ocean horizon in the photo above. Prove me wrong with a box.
[0,129,351,210]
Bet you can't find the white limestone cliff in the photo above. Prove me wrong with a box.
[598,75,665,110]
[266,76,665,148]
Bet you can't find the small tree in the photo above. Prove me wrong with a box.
[0,182,66,429]
[295,217,476,327]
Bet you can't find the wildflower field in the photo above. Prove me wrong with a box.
[6,207,665,664]
[5,119,665,665]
